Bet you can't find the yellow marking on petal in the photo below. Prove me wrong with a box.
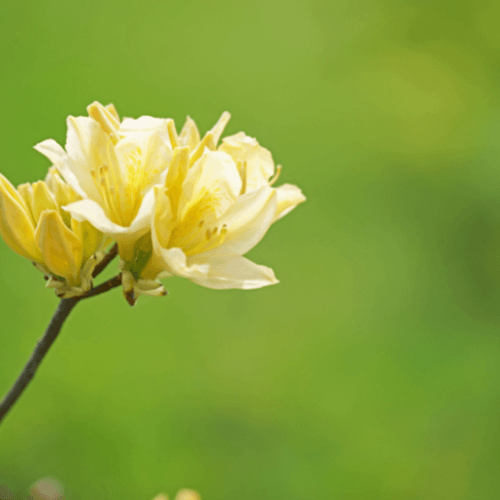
[188,132,215,168]
[123,146,159,223]
[165,146,189,217]
[87,101,120,144]
[104,103,120,122]
[169,188,221,251]
[166,119,179,149]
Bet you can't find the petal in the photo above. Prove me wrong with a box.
[165,146,190,216]
[188,254,278,290]
[34,139,87,198]
[127,186,157,234]
[219,132,275,191]
[66,116,121,200]
[151,186,174,250]
[32,181,58,222]
[158,246,209,281]
[64,199,126,235]
[118,116,173,150]
[274,183,306,221]
[35,210,82,284]
[87,101,121,143]
[115,124,172,192]
[209,111,231,147]
[179,150,242,221]
[0,176,40,261]
[178,116,201,150]
[198,186,277,258]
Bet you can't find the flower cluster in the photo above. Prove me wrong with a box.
[0,102,305,304]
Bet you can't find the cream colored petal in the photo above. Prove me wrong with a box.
[165,146,190,216]
[34,139,87,198]
[64,199,127,235]
[35,210,82,284]
[0,179,40,261]
[87,101,121,144]
[209,111,231,146]
[66,116,121,201]
[158,246,209,281]
[178,116,200,150]
[274,183,306,221]
[166,119,179,149]
[179,150,242,221]
[151,186,174,250]
[188,254,278,290]
[115,126,172,193]
[188,132,215,168]
[105,103,120,122]
[118,116,172,149]
[199,186,277,258]
[127,187,157,235]
[219,132,275,191]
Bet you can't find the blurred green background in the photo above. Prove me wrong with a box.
[1,0,500,498]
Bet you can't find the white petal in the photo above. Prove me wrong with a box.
[34,139,87,198]
[188,254,278,290]
[128,187,157,234]
[219,132,275,191]
[158,247,209,281]
[199,187,277,258]
[115,126,172,192]
[66,116,120,201]
[63,199,127,235]
[179,149,242,220]
[118,116,172,147]
[209,111,231,146]
[274,184,306,221]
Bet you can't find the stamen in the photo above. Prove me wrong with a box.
[237,160,247,194]
[269,165,282,186]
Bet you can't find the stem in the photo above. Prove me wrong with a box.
[0,298,77,424]
[0,273,123,425]
[93,243,118,278]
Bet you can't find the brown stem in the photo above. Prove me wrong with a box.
[0,274,122,425]
[92,243,118,278]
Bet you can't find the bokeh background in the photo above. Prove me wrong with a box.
[1,0,500,498]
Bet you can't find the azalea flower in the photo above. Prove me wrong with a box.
[0,168,107,297]
[34,102,174,262]
[136,112,306,292]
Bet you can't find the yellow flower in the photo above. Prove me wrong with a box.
[0,168,107,297]
[34,102,174,262]
[136,112,306,291]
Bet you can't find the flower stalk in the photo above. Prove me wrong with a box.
[0,249,121,425]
